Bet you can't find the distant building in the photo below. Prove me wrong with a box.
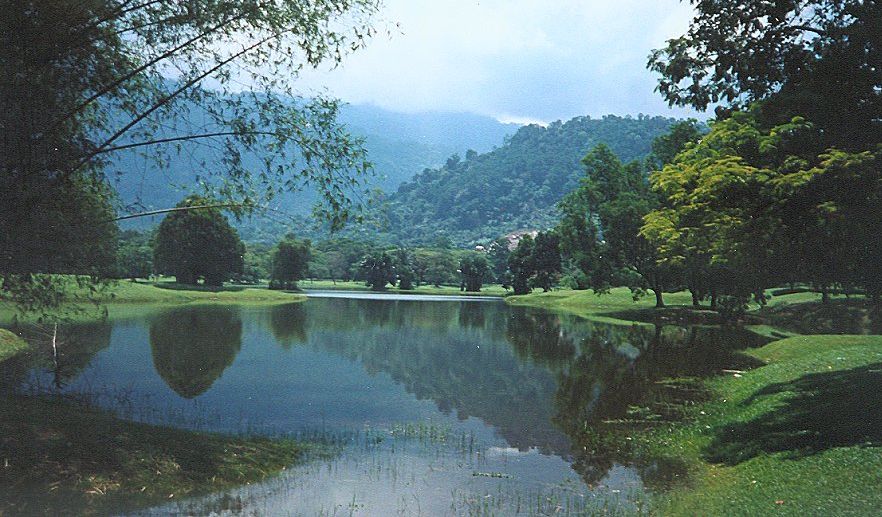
[504,230,538,250]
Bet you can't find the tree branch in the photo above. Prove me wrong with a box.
[111,202,256,222]
[67,29,291,179]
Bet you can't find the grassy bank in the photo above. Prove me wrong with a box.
[300,279,508,296]
[0,394,321,515]
[0,329,28,363]
[506,287,695,324]
[0,281,305,323]
[94,281,305,304]
[640,335,882,515]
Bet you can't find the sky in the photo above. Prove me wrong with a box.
[295,0,703,124]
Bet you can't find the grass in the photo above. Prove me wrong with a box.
[506,287,695,324]
[0,394,323,515]
[638,335,882,516]
[0,329,29,363]
[299,279,508,296]
[97,280,305,304]
[0,281,305,323]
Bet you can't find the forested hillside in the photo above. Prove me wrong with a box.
[112,104,516,238]
[374,115,678,245]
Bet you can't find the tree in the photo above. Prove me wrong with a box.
[116,230,153,280]
[359,251,396,291]
[459,253,489,292]
[270,235,311,290]
[392,248,416,290]
[487,238,512,287]
[529,232,562,292]
[153,197,245,286]
[2,0,380,312]
[649,0,882,150]
[414,249,458,287]
[557,144,674,306]
[508,236,536,295]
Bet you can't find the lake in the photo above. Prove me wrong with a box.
[5,292,768,515]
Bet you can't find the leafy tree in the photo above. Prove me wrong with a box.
[414,249,459,287]
[240,243,272,284]
[557,176,601,291]
[649,0,882,150]
[648,119,704,169]
[270,235,311,290]
[392,248,416,290]
[2,0,380,312]
[116,230,153,280]
[557,144,674,306]
[459,253,490,292]
[153,197,245,286]
[487,237,512,286]
[529,232,562,292]
[508,236,536,295]
[360,251,396,291]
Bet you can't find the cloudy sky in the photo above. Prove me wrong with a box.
[296,0,702,124]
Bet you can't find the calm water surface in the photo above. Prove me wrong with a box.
[6,292,768,515]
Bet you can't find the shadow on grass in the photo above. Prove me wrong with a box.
[762,299,882,334]
[151,282,246,293]
[705,362,882,465]
[603,306,726,326]
[0,394,303,515]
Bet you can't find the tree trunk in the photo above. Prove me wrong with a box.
[654,288,665,308]
[821,287,830,304]
[691,290,701,307]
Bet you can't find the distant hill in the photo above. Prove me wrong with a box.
[109,103,516,237]
[370,114,678,246]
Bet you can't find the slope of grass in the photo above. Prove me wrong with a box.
[641,335,882,515]
[506,288,695,324]
[0,329,28,363]
[0,394,323,515]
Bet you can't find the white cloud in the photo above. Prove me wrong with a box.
[294,0,701,121]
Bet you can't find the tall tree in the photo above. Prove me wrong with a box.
[270,235,311,290]
[508,236,536,296]
[359,251,396,291]
[557,144,674,307]
[392,248,416,290]
[459,253,490,292]
[153,197,245,286]
[1,0,381,312]
[529,232,562,293]
[649,0,882,149]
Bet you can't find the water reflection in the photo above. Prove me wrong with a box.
[7,295,774,515]
[149,306,242,398]
[268,303,308,348]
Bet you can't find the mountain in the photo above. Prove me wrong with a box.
[109,104,517,237]
[369,114,679,246]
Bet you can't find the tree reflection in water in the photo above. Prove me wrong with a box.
[150,306,243,398]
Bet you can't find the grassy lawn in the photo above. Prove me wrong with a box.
[0,394,322,515]
[98,281,305,304]
[0,281,305,323]
[506,287,695,324]
[299,279,508,296]
[640,335,882,516]
[0,329,28,363]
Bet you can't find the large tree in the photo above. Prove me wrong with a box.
[1,0,381,311]
[649,0,882,149]
[557,144,675,307]
[359,251,396,291]
[270,235,311,290]
[153,197,245,286]
[459,252,489,292]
